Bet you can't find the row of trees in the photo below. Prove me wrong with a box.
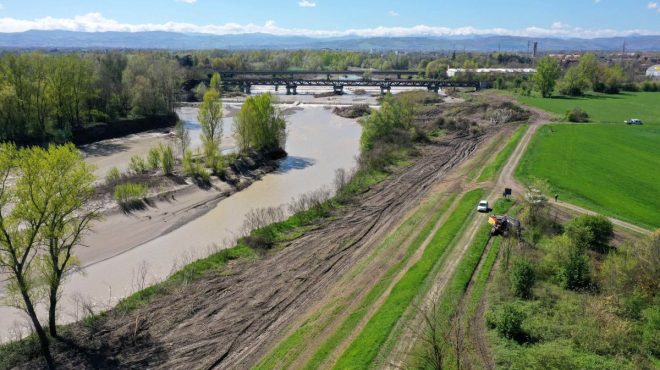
[0,52,183,144]
[533,54,626,98]
[0,144,98,369]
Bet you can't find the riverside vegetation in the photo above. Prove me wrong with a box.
[0,87,288,369]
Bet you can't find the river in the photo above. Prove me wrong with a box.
[0,105,362,341]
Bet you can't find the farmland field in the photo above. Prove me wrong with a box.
[516,124,660,229]
[517,92,660,126]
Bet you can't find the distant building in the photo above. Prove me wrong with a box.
[446,68,536,78]
[646,65,660,80]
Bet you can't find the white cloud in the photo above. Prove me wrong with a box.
[0,13,657,38]
[649,2,660,11]
[388,10,399,17]
[176,0,197,3]
[298,0,316,8]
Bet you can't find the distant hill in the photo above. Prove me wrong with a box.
[2,30,660,51]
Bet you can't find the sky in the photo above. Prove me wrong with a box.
[0,0,659,38]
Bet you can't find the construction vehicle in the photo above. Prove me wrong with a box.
[488,215,521,237]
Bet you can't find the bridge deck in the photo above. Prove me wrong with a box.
[222,78,478,88]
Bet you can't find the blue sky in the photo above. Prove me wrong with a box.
[0,0,659,37]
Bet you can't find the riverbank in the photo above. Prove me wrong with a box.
[0,105,363,344]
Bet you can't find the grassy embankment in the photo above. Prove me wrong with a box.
[477,124,528,182]
[514,92,660,229]
[254,192,455,370]
[408,198,513,368]
[330,189,484,369]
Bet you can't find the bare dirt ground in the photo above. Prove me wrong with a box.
[20,128,489,369]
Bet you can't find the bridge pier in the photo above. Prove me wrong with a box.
[333,85,344,95]
[241,82,252,95]
[380,84,391,95]
[427,84,440,94]
[286,84,298,95]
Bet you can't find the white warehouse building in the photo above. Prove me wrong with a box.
[647,65,660,79]
[446,68,536,78]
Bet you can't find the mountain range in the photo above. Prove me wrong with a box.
[2,30,660,52]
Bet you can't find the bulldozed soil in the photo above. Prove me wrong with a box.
[17,127,494,370]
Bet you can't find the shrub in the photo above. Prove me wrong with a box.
[565,108,589,123]
[559,249,591,290]
[113,183,148,207]
[565,215,613,251]
[511,259,535,299]
[495,304,526,340]
[182,150,195,176]
[105,167,122,185]
[641,307,660,357]
[147,147,161,170]
[159,144,174,175]
[182,150,210,184]
[621,82,640,92]
[128,155,148,174]
[641,81,658,92]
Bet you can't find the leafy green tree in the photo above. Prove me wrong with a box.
[360,95,413,151]
[576,53,600,87]
[95,52,129,119]
[560,247,591,290]
[234,93,287,154]
[425,60,447,79]
[198,73,224,167]
[558,65,589,96]
[28,145,100,337]
[123,56,182,116]
[534,56,562,98]
[565,215,613,251]
[0,144,54,368]
[602,65,625,94]
[510,259,535,298]
[495,304,526,340]
[0,143,98,368]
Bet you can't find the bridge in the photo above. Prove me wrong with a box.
[219,70,422,80]
[220,76,480,95]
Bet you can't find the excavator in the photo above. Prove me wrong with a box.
[488,214,521,238]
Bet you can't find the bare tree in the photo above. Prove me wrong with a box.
[174,120,191,159]
[407,301,444,370]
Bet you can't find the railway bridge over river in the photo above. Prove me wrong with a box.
[217,70,481,95]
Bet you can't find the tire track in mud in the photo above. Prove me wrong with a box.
[54,132,489,370]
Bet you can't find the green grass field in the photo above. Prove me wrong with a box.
[517,92,660,126]
[514,92,660,229]
[516,124,660,229]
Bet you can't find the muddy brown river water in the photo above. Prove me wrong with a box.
[0,105,362,340]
